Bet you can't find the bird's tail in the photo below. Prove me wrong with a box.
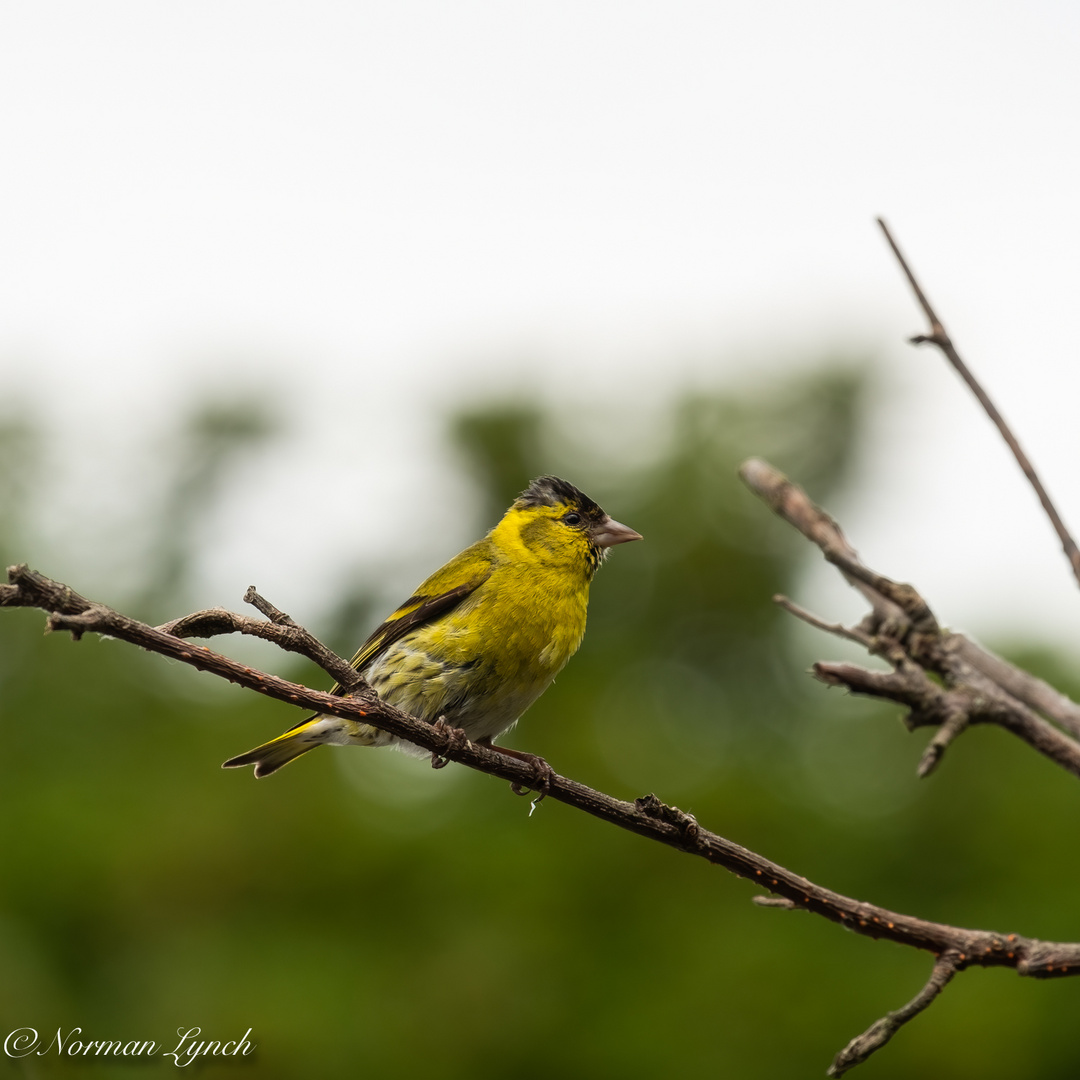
[223,716,333,778]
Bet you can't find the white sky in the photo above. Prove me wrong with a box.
[3,1,1080,648]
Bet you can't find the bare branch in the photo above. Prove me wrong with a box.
[742,462,1080,779]
[877,217,1080,591]
[158,592,363,692]
[828,951,962,1077]
[954,635,1080,739]
[741,458,932,633]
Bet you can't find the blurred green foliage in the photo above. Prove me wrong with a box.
[2,368,1080,1079]
[140,398,280,619]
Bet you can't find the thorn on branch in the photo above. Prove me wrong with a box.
[828,949,962,1077]
[753,895,799,909]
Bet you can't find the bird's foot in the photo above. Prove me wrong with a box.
[478,739,556,801]
[430,716,469,769]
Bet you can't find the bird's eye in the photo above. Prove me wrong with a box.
[562,512,582,526]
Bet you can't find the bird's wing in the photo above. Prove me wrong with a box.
[335,541,495,691]
[280,545,494,734]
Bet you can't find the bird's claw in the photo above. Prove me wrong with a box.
[474,739,556,802]
[430,716,469,769]
[509,753,556,802]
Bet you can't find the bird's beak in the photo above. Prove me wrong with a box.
[590,516,643,548]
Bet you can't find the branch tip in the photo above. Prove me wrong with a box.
[828,950,961,1076]
[774,595,874,647]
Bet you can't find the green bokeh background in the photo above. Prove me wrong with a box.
[2,368,1079,1078]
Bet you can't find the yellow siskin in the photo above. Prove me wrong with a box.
[223,476,641,778]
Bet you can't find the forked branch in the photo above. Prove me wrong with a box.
[741,459,1080,775]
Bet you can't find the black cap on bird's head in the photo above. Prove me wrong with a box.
[514,476,603,516]
[513,475,643,552]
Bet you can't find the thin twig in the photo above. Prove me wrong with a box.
[828,950,962,1077]
[876,217,1080,591]
[158,595,363,692]
[916,706,971,779]
[773,594,875,648]
[741,458,931,634]
[243,585,297,626]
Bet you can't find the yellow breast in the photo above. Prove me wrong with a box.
[366,553,591,742]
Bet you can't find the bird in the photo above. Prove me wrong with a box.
[223,476,642,778]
